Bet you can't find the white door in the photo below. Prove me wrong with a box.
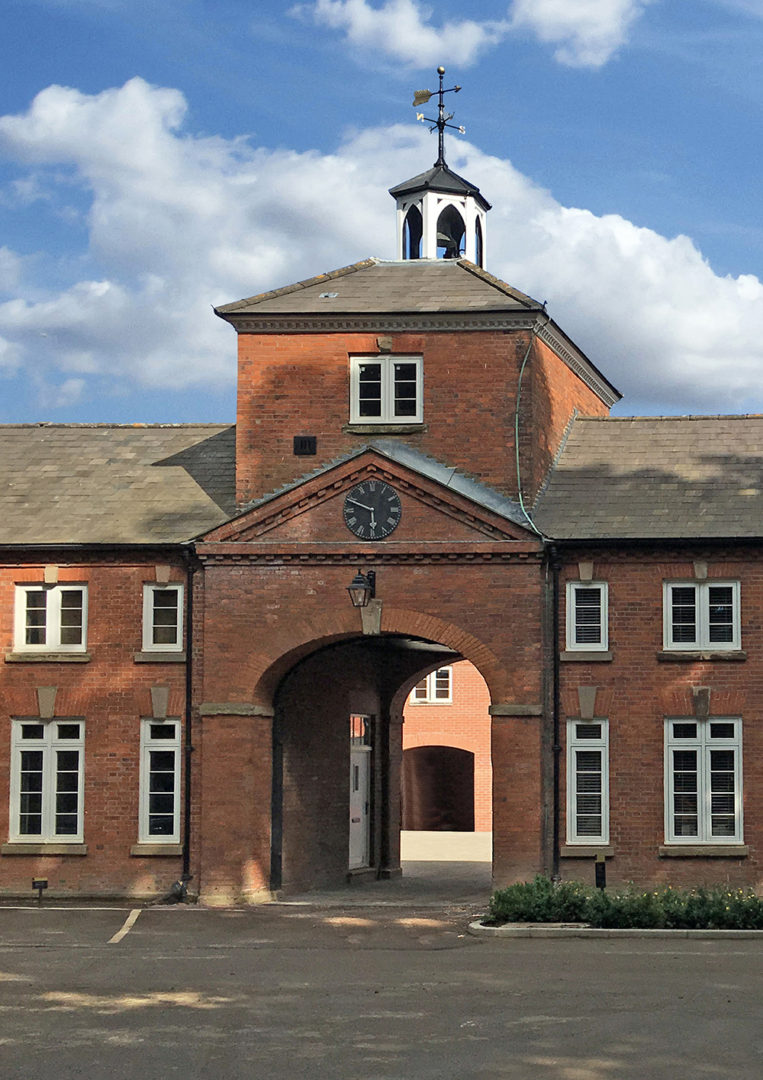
[349,746,371,869]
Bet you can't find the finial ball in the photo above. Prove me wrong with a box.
[437,66,445,74]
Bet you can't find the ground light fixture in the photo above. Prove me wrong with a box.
[347,569,376,608]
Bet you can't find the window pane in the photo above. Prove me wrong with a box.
[673,749,697,772]
[25,590,47,645]
[433,669,451,699]
[149,793,175,815]
[707,586,734,643]
[672,723,697,739]
[21,725,45,740]
[671,586,696,643]
[575,724,601,740]
[149,816,174,835]
[150,751,175,771]
[577,774,601,793]
[59,590,84,646]
[710,722,735,740]
[152,589,179,646]
[576,815,602,836]
[574,588,602,645]
[674,816,698,836]
[575,751,601,771]
[576,794,601,814]
[358,363,382,417]
[149,724,176,740]
[55,747,80,837]
[150,772,175,793]
[57,724,81,740]
[20,746,44,835]
[393,363,418,418]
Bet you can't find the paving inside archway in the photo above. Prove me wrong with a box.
[270,832,493,909]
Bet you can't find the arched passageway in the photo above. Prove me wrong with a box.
[270,634,493,894]
[402,746,475,831]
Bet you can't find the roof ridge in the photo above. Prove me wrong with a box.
[214,259,379,314]
[574,414,763,423]
[456,259,543,309]
[0,422,231,430]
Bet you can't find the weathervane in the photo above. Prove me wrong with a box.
[413,66,465,167]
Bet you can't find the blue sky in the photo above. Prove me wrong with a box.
[2,0,763,422]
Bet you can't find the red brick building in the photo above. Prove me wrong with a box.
[403,661,492,833]
[1,133,761,902]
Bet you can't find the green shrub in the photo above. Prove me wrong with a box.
[488,876,763,930]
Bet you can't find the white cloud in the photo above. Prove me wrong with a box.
[291,0,509,67]
[0,247,24,292]
[510,0,655,68]
[291,0,653,69]
[1,77,763,415]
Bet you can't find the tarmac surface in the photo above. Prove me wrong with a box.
[0,833,760,1079]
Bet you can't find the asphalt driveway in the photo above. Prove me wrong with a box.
[0,900,761,1080]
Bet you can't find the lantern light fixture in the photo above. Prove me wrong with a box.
[347,569,376,608]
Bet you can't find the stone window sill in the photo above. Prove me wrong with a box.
[659,844,748,858]
[657,650,746,662]
[4,652,91,663]
[342,423,427,435]
[560,844,614,858]
[130,843,183,857]
[560,651,613,663]
[134,651,186,663]
[2,842,87,856]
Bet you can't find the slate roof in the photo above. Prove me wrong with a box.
[533,415,763,541]
[0,424,236,546]
[388,164,491,210]
[4,414,763,546]
[214,258,541,317]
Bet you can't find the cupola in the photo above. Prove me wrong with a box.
[389,67,490,266]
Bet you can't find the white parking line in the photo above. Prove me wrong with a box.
[108,908,141,944]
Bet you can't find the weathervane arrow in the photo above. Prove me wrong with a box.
[412,66,464,166]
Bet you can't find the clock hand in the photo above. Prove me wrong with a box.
[347,498,374,512]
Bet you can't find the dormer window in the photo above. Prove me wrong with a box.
[350,356,423,424]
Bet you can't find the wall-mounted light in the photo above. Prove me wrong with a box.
[347,569,376,608]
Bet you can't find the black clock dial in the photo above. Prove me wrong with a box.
[343,480,402,540]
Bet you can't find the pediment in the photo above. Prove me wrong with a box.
[201,451,538,547]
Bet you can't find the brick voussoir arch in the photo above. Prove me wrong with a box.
[246,606,509,713]
[378,606,507,703]
[247,608,374,711]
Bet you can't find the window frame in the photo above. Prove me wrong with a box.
[566,719,609,845]
[664,717,743,845]
[13,583,88,653]
[142,583,184,653]
[410,666,453,705]
[139,718,181,844]
[349,355,423,424]
[565,581,608,652]
[662,581,740,651]
[9,719,85,843]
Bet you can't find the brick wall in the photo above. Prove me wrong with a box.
[559,549,763,890]
[0,557,189,899]
[402,660,492,831]
[235,328,608,506]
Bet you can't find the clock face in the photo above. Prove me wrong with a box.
[343,480,402,540]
